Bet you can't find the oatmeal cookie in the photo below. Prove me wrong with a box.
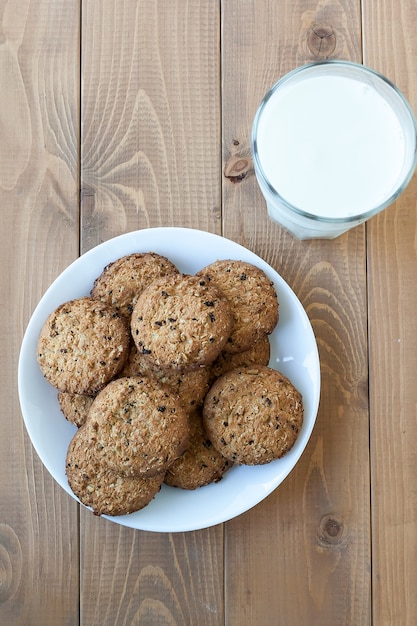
[210,333,271,380]
[122,344,211,412]
[66,425,164,516]
[131,274,233,370]
[58,391,95,428]
[36,297,130,394]
[196,260,278,354]
[203,365,303,465]
[87,376,189,477]
[164,410,232,490]
[91,252,179,320]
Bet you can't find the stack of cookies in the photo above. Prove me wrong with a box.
[36,252,303,517]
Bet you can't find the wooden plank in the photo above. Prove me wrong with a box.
[80,0,221,252]
[367,184,417,626]
[363,0,417,623]
[0,1,80,625]
[221,1,371,624]
[80,521,224,625]
[79,2,223,624]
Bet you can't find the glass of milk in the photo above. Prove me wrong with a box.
[251,60,417,239]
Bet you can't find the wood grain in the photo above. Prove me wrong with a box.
[79,2,224,624]
[368,187,417,626]
[222,1,371,624]
[80,0,221,253]
[0,1,80,625]
[363,0,417,623]
[80,521,224,625]
[5,0,416,623]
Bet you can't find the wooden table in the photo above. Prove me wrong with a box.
[2,1,417,624]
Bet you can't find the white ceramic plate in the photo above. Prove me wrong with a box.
[18,227,320,532]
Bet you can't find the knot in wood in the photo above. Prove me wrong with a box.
[318,514,345,546]
[0,523,22,602]
[307,23,336,58]
[224,155,252,183]
[81,184,95,198]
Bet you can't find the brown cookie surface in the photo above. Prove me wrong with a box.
[131,274,233,370]
[122,344,211,412]
[87,376,190,477]
[203,365,303,465]
[164,410,232,490]
[210,333,271,380]
[36,297,130,394]
[91,252,179,320]
[66,425,164,516]
[196,260,278,354]
[58,391,95,428]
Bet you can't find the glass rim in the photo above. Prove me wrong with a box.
[251,59,417,224]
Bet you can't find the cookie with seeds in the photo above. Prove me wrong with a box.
[58,391,95,428]
[66,424,164,516]
[121,345,211,412]
[87,376,189,477]
[210,333,271,380]
[130,274,233,370]
[37,297,130,395]
[196,260,278,354]
[164,410,232,490]
[203,365,303,465]
[91,252,179,320]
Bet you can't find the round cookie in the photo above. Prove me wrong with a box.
[91,252,179,320]
[87,376,189,477]
[210,333,271,380]
[122,344,211,412]
[203,365,303,465]
[58,391,95,428]
[66,425,164,516]
[196,260,278,354]
[37,297,130,394]
[131,274,233,370]
[164,410,232,490]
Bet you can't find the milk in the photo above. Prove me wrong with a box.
[252,62,417,239]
